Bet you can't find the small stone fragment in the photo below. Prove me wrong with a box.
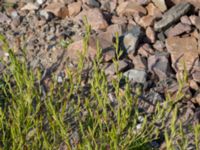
[167,23,191,37]
[105,60,128,75]
[189,15,200,30]
[21,3,39,11]
[123,69,147,83]
[123,25,142,54]
[83,0,100,7]
[103,49,115,62]
[180,15,191,25]
[128,55,147,70]
[146,3,162,18]
[152,0,167,12]
[116,1,147,16]
[148,53,172,80]
[68,1,82,17]
[192,71,200,82]
[154,2,192,31]
[44,3,69,18]
[75,8,108,30]
[146,26,155,43]
[139,15,154,28]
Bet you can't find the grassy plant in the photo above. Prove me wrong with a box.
[0,21,199,150]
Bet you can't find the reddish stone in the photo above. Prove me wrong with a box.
[167,23,191,37]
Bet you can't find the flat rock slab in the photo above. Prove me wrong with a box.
[154,2,191,31]
[166,36,199,71]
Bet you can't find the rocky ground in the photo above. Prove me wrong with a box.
[1,0,200,149]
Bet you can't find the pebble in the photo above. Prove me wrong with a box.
[105,60,128,75]
[167,22,191,37]
[123,25,142,54]
[152,0,167,12]
[123,69,147,83]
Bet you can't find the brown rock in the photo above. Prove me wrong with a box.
[146,26,155,43]
[189,80,199,90]
[180,15,192,25]
[75,8,108,30]
[68,1,82,17]
[166,36,199,71]
[44,3,68,18]
[97,24,123,49]
[153,40,165,51]
[21,3,39,11]
[111,15,127,24]
[138,43,154,57]
[195,93,200,105]
[116,1,147,16]
[192,71,200,82]
[189,15,200,30]
[167,23,191,37]
[152,0,167,12]
[146,3,162,18]
[103,49,115,62]
[128,54,146,70]
[105,60,128,75]
[138,15,154,28]
[67,37,97,61]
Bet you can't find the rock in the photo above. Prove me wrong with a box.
[146,26,155,43]
[138,15,154,28]
[128,55,147,70]
[171,0,200,9]
[75,8,108,30]
[66,36,97,61]
[97,24,123,49]
[111,15,127,24]
[39,10,53,21]
[37,0,46,5]
[138,43,154,57]
[105,60,128,75]
[136,0,150,5]
[189,15,200,30]
[154,2,192,31]
[83,0,100,7]
[146,3,162,19]
[189,80,199,90]
[116,1,147,16]
[166,36,199,71]
[192,71,200,82]
[152,0,167,12]
[101,0,117,12]
[167,23,191,37]
[153,40,165,51]
[0,12,11,24]
[195,94,200,105]
[103,49,115,62]
[68,1,82,17]
[148,52,172,80]
[123,69,147,83]
[44,3,69,18]
[21,3,39,11]
[123,25,142,54]
[180,15,192,25]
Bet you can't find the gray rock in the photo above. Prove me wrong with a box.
[154,2,192,31]
[84,0,100,7]
[123,69,147,83]
[0,12,11,24]
[148,52,172,80]
[123,25,142,54]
